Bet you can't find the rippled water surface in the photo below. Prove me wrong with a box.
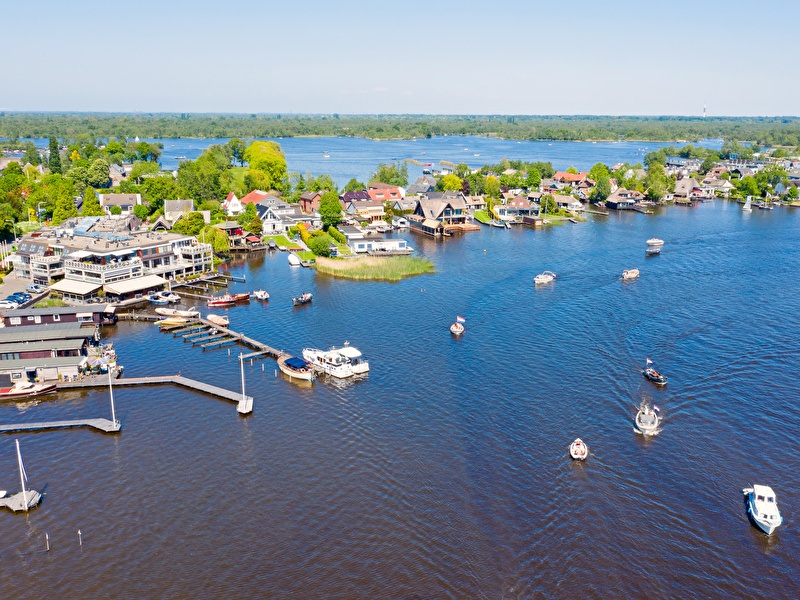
[1,202,799,598]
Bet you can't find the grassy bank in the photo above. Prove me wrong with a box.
[314,256,435,282]
[473,209,491,223]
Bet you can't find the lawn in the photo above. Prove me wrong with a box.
[263,235,303,250]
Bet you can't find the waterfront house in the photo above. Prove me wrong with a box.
[496,196,534,221]
[605,188,643,210]
[464,195,486,212]
[1,306,116,328]
[222,192,245,216]
[367,182,404,201]
[299,191,322,214]
[392,197,418,214]
[239,189,273,206]
[554,171,590,187]
[98,193,143,216]
[345,198,386,223]
[673,177,699,200]
[408,196,473,236]
[406,175,438,196]
[554,195,584,212]
[349,236,411,254]
[164,199,196,224]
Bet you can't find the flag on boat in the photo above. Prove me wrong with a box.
[456,316,466,323]
[646,358,654,365]
[653,405,660,412]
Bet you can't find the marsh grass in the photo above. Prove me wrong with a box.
[314,256,435,281]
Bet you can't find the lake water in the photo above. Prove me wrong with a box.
[1,200,798,597]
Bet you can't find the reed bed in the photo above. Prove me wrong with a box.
[314,256,434,281]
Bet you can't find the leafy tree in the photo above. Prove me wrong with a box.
[566,166,579,174]
[588,162,610,182]
[700,156,716,174]
[589,176,611,203]
[343,177,365,192]
[87,158,110,188]
[371,161,408,187]
[226,138,247,166]
[81,187,103,216]
[484,175,500,198]
[141,176,179,213]
[787,185,798,200]
[237,203,258,226]
[438,173,463,191]
[130,160,161,184]
[644,163,668,202]
[243,141,288,191]
[308,233,335,257]
[525,168,541,190]
[308,173,336,193]
[48,137,61,174]
[202,224,230,254]
[133,204,150,220]
[23,142,40,166]
[319,190,343,230]
[736,176,759,198]
[172,212,206,236]
[109,205,122,215]
[52,192,78,224]
[243,168,273,194]
[455,163,470,179]
[540,194,557,215]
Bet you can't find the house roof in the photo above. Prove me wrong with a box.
[164,199,193,213]
[49,279,103,295]
[341,191,371,202]
[368,182,399,190]
[99,193,141,206]
[554,171,588,183]
[0,322,97,342]
[299,191,321,201]
[239,189,271,205]
[104,274,168,295]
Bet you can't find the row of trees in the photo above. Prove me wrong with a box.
[3,114,800,147]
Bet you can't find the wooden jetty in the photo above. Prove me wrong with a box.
[0,418,120,434]
[0,489,42,512]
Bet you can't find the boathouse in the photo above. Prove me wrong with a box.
[1,305,116,327]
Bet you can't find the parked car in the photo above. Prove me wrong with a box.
[26,283,45,293]
[0,300,20,309]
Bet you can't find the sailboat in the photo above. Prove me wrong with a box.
[450,315,465,335]
[743,196,752,212]
[0,440,42,512]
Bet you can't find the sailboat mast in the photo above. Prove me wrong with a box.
[108,368,117,426]
[16,439,27,511]
[239,353,246,403]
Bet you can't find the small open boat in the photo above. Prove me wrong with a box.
[645,246,661,256]
[643,358,667,385]
[0,380,57,401]
[292,292,312,306]
[743,484,783,535]
[288,253,302,267]
[206,314,230,327]
[278,355,316,381]
[253,289,269,301]
[534,270,557,285]
[231,292,251,303]
[622,268,640,280]
[156,317,189,327]
[646,238,664,246]
[207,295,235,308]
[569,438,589,461]
[155,307,200,318]
[634,403,660,435]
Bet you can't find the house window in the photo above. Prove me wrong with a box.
[9,317,21,325]
[53,314,60,322]
[27,316,35,321]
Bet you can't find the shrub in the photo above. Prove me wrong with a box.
[328,226,346,244]
[308,233,335,257]
[296,223,311,245]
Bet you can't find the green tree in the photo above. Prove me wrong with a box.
[566,166,579,174]
[81,187,104,216]
[109,205,122,215]
[540,194,557,215]
[243,141,288,191]
[308,233,335,257]
[484,175,500,198]
[588,162,610,182]
[644,163,668,202]
[700,156,716,174]
[133,204,150,220]
[589,176,611,203]
[48,137,61,174]
[52,192,78,224]
[130,161,161,184]
[736,176,759,198]
[371,161,408,187]
[787,185,798,200]
[172,212,207,236]
[309,173,336,193]
[343,177,365,192]
[525,168,541,190]
[202,224,230,253]
[87,158,110,188]
[319,190,343,230]
[23,142,40,166]
[226,138,247,166]
[438,173,463,191]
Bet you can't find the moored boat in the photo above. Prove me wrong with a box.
[646,238,664,246]
[329,342,370,374]
[207,295,235,308]
[534,270,557,285]
[152,290,181,303]
[292,292,312,306]
[643,358,667,385]
[206,314,230,327]
[645,246,661,256]
[278,355,316,381]
[231,292,251,303]
[156,316,189,327]
[253,289,269,300]
[450,322,464,335]
[743,485,783,535]
[742,196,753,212]
[155,307,200,318]
[302,347,354,378]
[634,403,660,435]
[622,268,640,280]
[569,438,589,461]
[288,253,301,267]
[0,380,57,401]
[148,294,170,306]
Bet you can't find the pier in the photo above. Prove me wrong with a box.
[0,418,120,434]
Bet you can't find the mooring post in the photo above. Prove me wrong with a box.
[78,530,82,546]
[45,532,50,552]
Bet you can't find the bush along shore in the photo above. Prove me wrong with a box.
[314,256,435,282]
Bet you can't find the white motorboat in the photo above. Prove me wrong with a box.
[634,403,660,435]
[569,438,589,461]
[534,270,557,285]
[152,290,181,303]
[278,355,316,381]
[288,253,301,267]
[329,341,370,374]
[743,485,783,535]
[206,314,230,327]
[302,347,355,378]
[253,289,270,301]
[154,307,200,318]
[622,268,640,280]
[646,238,665,247]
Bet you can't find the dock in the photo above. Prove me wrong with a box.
[0,418,121,434]
[0,489,42,512]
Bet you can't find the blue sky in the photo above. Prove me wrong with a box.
[3,0,798,116]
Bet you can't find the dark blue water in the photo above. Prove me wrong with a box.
[1,202,798,598]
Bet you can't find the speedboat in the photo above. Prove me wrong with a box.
[253,289,270,301]
[206,314,230,327]
[278,355,316,381]
[153,291,181,303]
[148,294,170,306]
[534,270,557,285]
[155,307,200,318]
[0,380,57,400]
[292,292,312,306]
[302,347,355,378]
[207,295,235,308]
[634,403,660,435]
[743,485,783,535]
[646,238,664,246]
[645,247,661,256]
[622,268,640,280]
[569,438,589,461]
[643,359,667,385]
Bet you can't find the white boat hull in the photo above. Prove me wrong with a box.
[302,348,355,378]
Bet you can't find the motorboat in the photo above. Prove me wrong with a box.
[207,295,235,308]
[329,342,370,374]
[643,359,667,385]
[622,268,640,280]
[156,317,189,327]
[253,289,270,301]
[292,292,313,306]
[288,253,302,267]
[634,403,660,435]
[0,380,57,401]
[231,292,251,303]
[278,355,316,381]
[743,485,783,535]
[302,347,355,378]
[206,314,230,327]
[757,202,773,211]
[569,438,589,461]
[534,270,557,285]
[155,307,200,318]
[152,291,181,303]
[148,294,170,306]
[646,238,665,246]
[645,247,661,257]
